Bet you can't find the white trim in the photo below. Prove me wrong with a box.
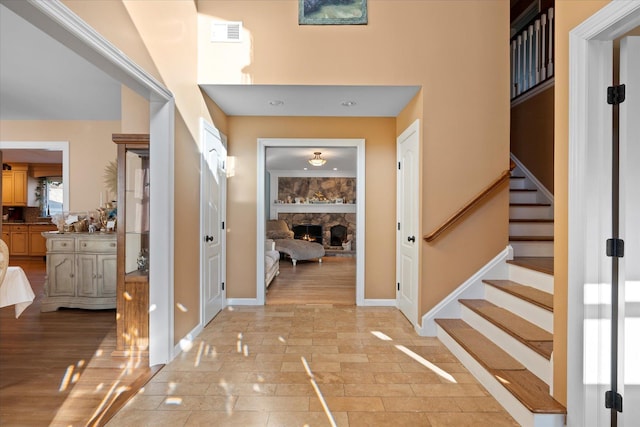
[173,323,204,360]
[361,299,396,307]
[568,3,640,426]
[257,139,366,306]
[418,246,512,337]
[510,153,554,205]
[227,298,262,306]
[0,141,70,210]
[510,77,555,108]
[5,0,177,366]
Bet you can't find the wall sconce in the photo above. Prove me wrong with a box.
[308,152,326,166]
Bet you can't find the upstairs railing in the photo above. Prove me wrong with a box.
[511,7,554,100]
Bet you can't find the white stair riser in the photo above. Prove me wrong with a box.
[507,264,554,294]
[510,178,531,190]
[437,326,565,427]
[510,191,539,204]
[484,285,553,333]
[461,306,551,386]
[510,222,554,236]
[510,241,554,257]
[510,205,553,219]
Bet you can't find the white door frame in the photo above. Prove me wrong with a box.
[568,2,640,425]
[256,138,366,306]
[4,0,176,366]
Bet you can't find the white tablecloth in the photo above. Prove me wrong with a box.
[0,266,35,318]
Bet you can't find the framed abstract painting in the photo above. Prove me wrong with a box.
[299,0,368,25]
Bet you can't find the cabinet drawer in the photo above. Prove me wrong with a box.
[7,225,29,232]
[48,238,74,252]
[77,239,117,253]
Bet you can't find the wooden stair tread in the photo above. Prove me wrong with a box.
[459,299,553,359]
[509,235,554,241]
[436,319,566,414]
[493,369,566,414]
[510,175,525,179]
[508,257,554,275]
[510,188,537,192]
[509,218,554,223]
[435,319,524,370]
[510,202,551,207]
[484,280,553,312]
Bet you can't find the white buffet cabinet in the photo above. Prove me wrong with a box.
[41,232,117,312]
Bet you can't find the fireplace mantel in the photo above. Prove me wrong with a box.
[270,203,356,219]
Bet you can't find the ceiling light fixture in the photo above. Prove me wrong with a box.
[268,100,284,106]
[341,100,357,107]
[308,152,326,166]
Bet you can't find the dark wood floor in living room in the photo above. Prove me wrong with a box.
[266,257,356,305]
[0,258,153,427]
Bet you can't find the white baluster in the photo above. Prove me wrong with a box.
[528,24,534,88]
[547,7,554,76]
[522,31,528,92]
[534,19,541,84]
[517,34,522,95]
[511,40,517,98]
[541,13,547,80]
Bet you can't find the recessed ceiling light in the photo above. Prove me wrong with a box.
[303,167,308,171]
[333,167,338,171]
[268,100,284,106]
[341,100,357,107]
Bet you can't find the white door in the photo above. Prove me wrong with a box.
[201,121,226,325]
[396,120,420,326]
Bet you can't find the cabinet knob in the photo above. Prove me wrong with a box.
[70,273,74,278]
[110,243,116,247]
[62,243,67,247]
[83,243,87,247]
[93,274,97,279]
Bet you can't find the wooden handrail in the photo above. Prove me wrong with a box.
[423,163,514,243]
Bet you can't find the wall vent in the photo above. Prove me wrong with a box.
[211,21,242,43]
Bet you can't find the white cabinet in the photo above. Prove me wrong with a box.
[41,232,117,312]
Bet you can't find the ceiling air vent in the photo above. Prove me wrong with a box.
[211,21,242,43]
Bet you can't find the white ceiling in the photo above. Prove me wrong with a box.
[0,3,419,170]
[266,146,356,172]
[1,148,62,164]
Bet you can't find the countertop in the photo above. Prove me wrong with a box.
[3,222,56,226]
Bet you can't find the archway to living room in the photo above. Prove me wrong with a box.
[257,139,365,306]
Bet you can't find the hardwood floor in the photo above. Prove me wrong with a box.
[266,257,356,305]
[0,258,151,427]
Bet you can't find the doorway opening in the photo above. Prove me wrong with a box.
[257,138,365,306]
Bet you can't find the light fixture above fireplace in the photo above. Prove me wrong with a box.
[308,152,326,166]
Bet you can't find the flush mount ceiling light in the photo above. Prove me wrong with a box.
[268,99,284,106]
[308,152,327,166]
[341,100,357,107]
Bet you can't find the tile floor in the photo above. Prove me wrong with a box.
[106,305,518,426]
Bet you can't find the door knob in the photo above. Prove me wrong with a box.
[407,236,416,243]
[205,235,214,242]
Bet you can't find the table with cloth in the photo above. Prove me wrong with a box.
[0,266,35,318]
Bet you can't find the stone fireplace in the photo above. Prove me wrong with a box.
[279,212,356,251]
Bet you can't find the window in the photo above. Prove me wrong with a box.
[43,177,63,215]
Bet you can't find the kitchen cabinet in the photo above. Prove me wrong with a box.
[28,224,57,256]
[2,165,28,206]
[6,224,28,255]
[41,232,117,312]
[1,230,10,252]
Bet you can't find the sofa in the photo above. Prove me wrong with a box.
[266,219,325,266]
[265,238,280,287]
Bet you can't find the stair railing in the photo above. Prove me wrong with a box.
[511,6,554,99]
[423,162,515,243]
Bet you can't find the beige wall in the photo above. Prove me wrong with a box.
[64,0,224,344]
[227,116,396,299]
[0,120,119,211]
[201,1,510,317]
[511,87,555,193]
[554,0,610,406]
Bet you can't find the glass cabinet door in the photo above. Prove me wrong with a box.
[124,148,149,275]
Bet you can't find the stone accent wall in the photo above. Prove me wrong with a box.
[277,177,356,203]
[278,212,356,250]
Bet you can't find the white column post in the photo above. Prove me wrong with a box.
[534,19,541,84]
[540,13,547,80]
[511,40,517,98]
[517,35,522,95]
[547,7,554,77]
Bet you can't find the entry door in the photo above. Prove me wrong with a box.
[396,120,420,326]
[201,121,226,325]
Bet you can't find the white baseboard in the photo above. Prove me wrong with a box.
[418,246,512,337]
[361,298,396,307]
[172,323,204,359]
[226,298,261,306]
[510,153,554,206]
